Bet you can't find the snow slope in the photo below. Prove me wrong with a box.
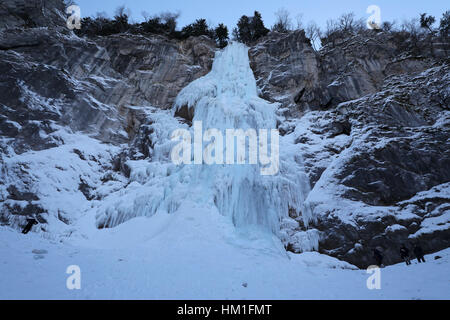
[1,202,449,300]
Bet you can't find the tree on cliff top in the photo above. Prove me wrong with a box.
[215,23,229,48]
[182,19,214,38]
[252,11,270,39]
[439,10,450,39]
[233,11,269,45]
[420,13,436,33]
[113,5,130,33]
[272,8,293,33]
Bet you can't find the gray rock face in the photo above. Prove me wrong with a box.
[0,0,66,29]
[0,29,215,148]
[0,5,216,229]
[93,34,216,112]
[249,30,319,115]
[332,66,450,206]
[250,29,447,116]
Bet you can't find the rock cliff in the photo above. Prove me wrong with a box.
[250,30,449,267]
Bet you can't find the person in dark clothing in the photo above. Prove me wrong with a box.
[400,244,411,266]
[373,248,384,267]
[22,218,38,234]
[413,244,426,263]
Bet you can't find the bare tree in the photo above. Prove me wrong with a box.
[354,17,367,32]
[295,13,304,30]
[401,18,421,35]
[141,11,150,22]
[115,5,131,19]
[324,18,338,38]
[95,11,108,19]
[338,12,356,32]
[381,20,396,32]
[324,13,365,36]
[160,11,180,32]
[272,8,293,33]
[400,18,425,50]
[306,21,321,50]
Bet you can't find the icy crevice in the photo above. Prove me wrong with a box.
[96,43,314,239]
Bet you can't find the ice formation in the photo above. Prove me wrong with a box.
[96,42,313,237]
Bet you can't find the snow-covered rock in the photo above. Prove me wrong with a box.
[249,30,449,267]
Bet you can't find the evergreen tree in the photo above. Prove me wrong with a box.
[234,12,269,45]
[420,13,436,32]
[439,10,450,38]
[182,19,214,38]
[235,15,252,44]
[251,11,269,40]
[113,6,130,33]
[215,23,229,48]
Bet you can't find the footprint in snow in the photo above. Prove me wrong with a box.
[32,249,48,260]
[32,249,48,255]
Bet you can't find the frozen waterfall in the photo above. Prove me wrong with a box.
[96,42,314,239]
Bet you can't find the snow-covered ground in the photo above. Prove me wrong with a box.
[1,202,449,300]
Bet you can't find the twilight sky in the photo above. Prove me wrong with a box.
[73,0,449,31]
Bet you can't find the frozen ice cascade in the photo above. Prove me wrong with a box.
[96,42,316,249]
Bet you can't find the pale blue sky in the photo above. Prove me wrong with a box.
[74,0,449,30]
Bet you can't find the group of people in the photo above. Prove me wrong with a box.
[372,243,426,267]
[400,243,426,265]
